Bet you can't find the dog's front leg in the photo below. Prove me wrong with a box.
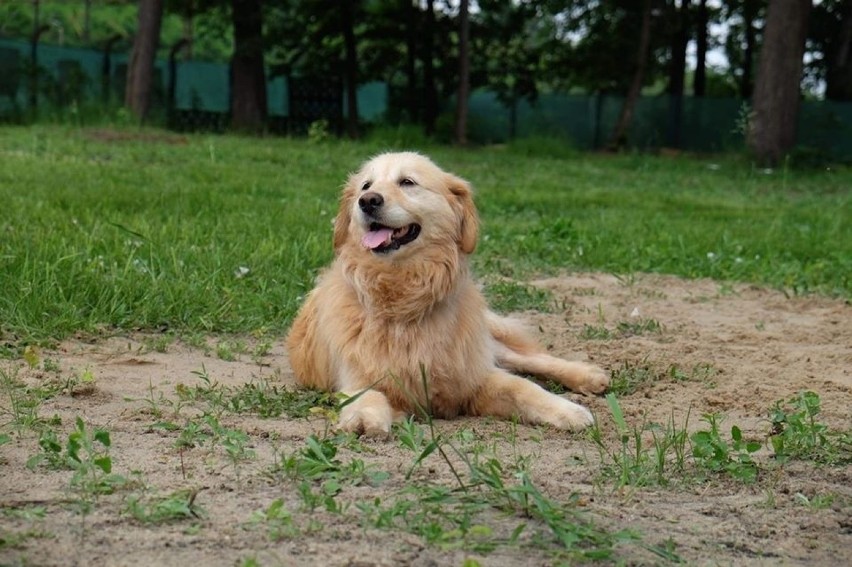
[336,381,395,438]
[471,369,594,431]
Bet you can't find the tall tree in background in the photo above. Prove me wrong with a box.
[230,0,266,132]
[341,0,359,138]
[608,0,653,150]
[125,0,163,122]
[454,0,470,145]
[819,0,852,100]
[694,0,708,96]
[747,0,811,166]
[423,0,438,136]
[666,0,690,147]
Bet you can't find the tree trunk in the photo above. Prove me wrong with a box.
[423,0,437,136]
[666,0,689,147]
[342,0,359,138]
[694,0,708,97]
[747,0,811,166]
[826,1,852,101]
[454,0,470,145]
[125,0,163,122]
[740,0,758,99]
[404,0,418,122]
[608,0,653,151]
[230,0,267,133]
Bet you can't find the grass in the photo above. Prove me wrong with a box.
[0,125,849,344]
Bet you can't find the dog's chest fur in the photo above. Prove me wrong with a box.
[340,254,491,415]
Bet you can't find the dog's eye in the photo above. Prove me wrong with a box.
[399,177,416,187]
[361,181,372,191]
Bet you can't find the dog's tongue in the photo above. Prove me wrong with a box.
[361,228,393,249]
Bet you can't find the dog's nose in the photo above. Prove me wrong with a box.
[358,191,384,214]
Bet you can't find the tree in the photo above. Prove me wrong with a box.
[694,0,708,96]
[476,0,545,139]
[747,0,811,166]
[423,0,438,136]
[666,0,690,147]
[125,0,164,122]
[230,0,266,132]
[454,0,470,145]
[811,0,852,101]
[608,0,653,150]
[341,0,360,138]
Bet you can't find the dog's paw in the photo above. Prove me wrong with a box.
[576,363,610,395]
[337,405,392,438]
[545,397,595,431]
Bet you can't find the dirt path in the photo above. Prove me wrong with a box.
[1,273,850,566]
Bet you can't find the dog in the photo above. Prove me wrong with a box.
[286,152,609,436]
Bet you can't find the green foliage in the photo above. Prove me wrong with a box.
[483,280,553,313]
[769,391,851,465]
[28,418,128,507]
[590,394,690,488]
[175,372,336,420]
[690,414,762,484]
[0,128,849,344]
[126,489,206,524]
[247,498,311,540]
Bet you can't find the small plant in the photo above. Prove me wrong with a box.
[307,119,332,143]
[483,280,553,313]
[143,334,173,354]
[769,391,851,465]
[690,414,761,483]
[579,324,614,340]
[1,365,45,434]
[608,360,659,396]
[204,414,256,470]
[580,319,662,340]
[616,318,662,337]
[126,489,206,524]
[247,498,306,540]
[251,339,273,365]
[589,394,690,488]
[216,341,238,361]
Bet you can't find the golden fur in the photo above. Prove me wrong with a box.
[286,152,608,436]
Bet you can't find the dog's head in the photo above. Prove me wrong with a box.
[333,152,479,258]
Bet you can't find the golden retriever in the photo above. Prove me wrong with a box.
[286,152,609,436]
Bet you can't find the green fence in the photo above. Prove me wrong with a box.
[2,37,850,158]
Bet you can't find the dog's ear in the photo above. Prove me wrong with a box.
[333,181,356,252]
[446,174,479,254]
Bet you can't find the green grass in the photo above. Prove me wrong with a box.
[0,125,849,343]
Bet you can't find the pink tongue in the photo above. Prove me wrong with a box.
[361,228,394,249]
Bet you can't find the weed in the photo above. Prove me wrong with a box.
[690,414,761,483]
[176,369,336,419]
[484,280,553,313]
[608,360,658,396]
[216,341,237,362]
[125,488,206,524]
[142,334,173,353]
[616,318,662,336]
[251,339,273,365]
[589,394,690,488]
[247,498,314,540]
[204,414,256,470]
[579,324,614,340]
[579,319,662,341]
[1,365,48,435]
[793,492,835,509]
[769,391,851,465]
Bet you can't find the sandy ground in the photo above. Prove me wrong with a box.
[1,272,850,566]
